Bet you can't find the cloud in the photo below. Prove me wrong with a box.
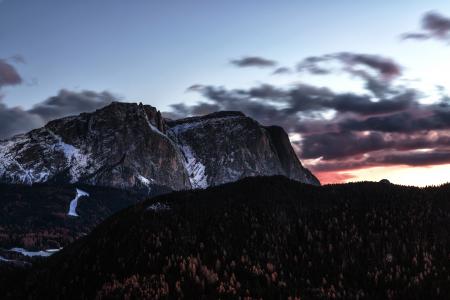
[186,84,205,92]
[175,83,415,124]
[300,131,389,160]
[297,55,334,75]
[0,59,22,88]
[420,11,450,38]
[297,52,402,79]
[308,147,450,174]
[230,56,277,68]
[338,53,402,79]
[340,106,450,133]
[381,149,450,166]
[0,103,43,140]
[0,90,117,139]
[168,52,450,176]
[272,67,292,75]
[29,89,115,122]
[401,33,430,41]
[299,131,450,160]
[296,52,402,98]
[402,11,450,42]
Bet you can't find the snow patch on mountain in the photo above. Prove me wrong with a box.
[47,130,90,182]
[168,121,214,189]
[0,255,14,262]
[137,174,154,186]
[68,188,90,217]
[9,247,62,257]
[0,129,91,185]
[179,144,208,189]
[0,136,49,184]
[147,202,170,212]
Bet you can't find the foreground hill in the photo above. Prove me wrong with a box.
[1,176,449,299]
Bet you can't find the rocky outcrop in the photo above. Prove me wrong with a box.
[265,126,320,185]
[0,102,319,191]
[167,111,319,187]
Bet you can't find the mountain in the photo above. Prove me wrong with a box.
[0,102,319,192]
[0,102,318,253]
[1,176,448,299]
[167,111,319,187]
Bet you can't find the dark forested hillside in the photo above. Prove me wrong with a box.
[1,176,449,299]
[0,183,154,250]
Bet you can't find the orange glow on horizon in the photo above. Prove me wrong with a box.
[315,164,450,187]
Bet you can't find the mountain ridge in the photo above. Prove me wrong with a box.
[0,102,319,191]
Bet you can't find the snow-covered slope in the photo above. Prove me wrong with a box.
[68,188,90,217]
[0,128,90,185]
[0,103,319,191]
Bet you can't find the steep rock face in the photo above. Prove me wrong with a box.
[265,126,320,185]
[0,102,190,191]
[167,111,319,187]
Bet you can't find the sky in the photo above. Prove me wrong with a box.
[1,0,450,186]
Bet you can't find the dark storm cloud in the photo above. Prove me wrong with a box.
[309,148,450,173]
[297,91,414,116]
[402,11,450,42]
[340,106,450,133]
[299,131,450,160]
[170,49,450,174]
[0,59,22,88]
[0,90,117,139]
[230,56,277,68]
[175,83,415,121]
[300,131,389,160]
[169,78,450,172]
[29,89,115,122]
[381,150,450,166]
